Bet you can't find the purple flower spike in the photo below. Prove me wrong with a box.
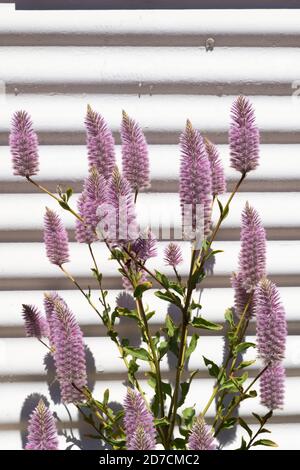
[238,202,266,292]
[98,167,138,243]
[204,138,226,196]
[121,110,150,192]
[75,167,107,244]
[229,96,260,174]
[43,292,66,345]
[260,362,285,410]
[124,389,156,450]
[10,111,39,177]
[85,105,116,179]
[44,208,70,266]
[52,298,87,403]
[128,426,155,451]
[25,399,59,450]
[231,272,254,318]
[131,229,157,261]
[164,242,183,268]
[179,120,212,237]
[188,415,217,450]
[255,279,287,364]
[22,304,49,339]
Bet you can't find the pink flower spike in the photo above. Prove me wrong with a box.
[85,105,116,179]
[204,138,226,196]
[25,399,59,450]
[10,110,39,177]
[124,388,156,450]
[75,167,108,244]
[22,304,49,339]
[179,120,212,237]
[260,362,285,410]
[51,298,87,403]
[121,110,150,192]
[188,415,217,450]
[44,208,70,266]
[238,202,266,292]
[255,278,287,364]
[229,96,260,174]
[164,242,183,268]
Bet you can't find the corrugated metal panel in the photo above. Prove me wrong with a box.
[0,6,300,449]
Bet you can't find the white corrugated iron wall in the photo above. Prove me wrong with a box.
[0,4,300,449]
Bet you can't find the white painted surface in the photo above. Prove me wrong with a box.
[0,6,299,450]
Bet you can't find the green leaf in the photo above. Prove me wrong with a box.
[103,389,109,406]
[259,428,271,434]
[154,417,169,427]
[203,356,220,379]
[217,198,224,216]
[224,308,235,328]
[134,282,152,298]
[182,406,195,425]
[252,412,263,424]
[161,382,172,397]
[237,359,256,369]
[186,334,199,361]
[173,438,186,450]
[155,290,182,308]
[124,346,150,361]
[178,370,198,407]
[252,439,278,448]
[146,311,155,321]
[239,436,248,450]
[219,379,240,393]
[235,342,256,354]
[238,417,252,437]
[155,270,170,289]
[158,340,169,360]
[58,200,70,211]
[66,187,73,201]
[221,417,237,429]
[165,315,176,337]
[191,317,222,331]
[169,281,185,296]
[190,300,202,311]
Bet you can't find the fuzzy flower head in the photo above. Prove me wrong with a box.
[44,208,70,266]
[238,202,266,292]
[97,167,138,244]
[188,415,217,450]
[85,105,116,179]
[22,304,49,339]
[179,120,212,239]
[255,278,287,364]
[75,167,107,244]
[43,292,66,345]
[131,229,157,262]
[25,399,59,450]
[260,362,285,410]
[121,110,150,192]
[128,426,155,451]
[124,388,156,450]
[204,138,226,196]
[10,111,39,177]
[51,298,87,403]
[164,242,183,268]
[229,96,260,174]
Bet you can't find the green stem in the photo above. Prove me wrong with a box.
[214,363,270,438]
[59,264,103,321]
[26,176,83,222]
[166,248,197,447]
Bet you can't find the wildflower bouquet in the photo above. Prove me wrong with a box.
[11,96,287,450]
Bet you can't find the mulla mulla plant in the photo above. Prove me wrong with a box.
[11,97,286,450]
